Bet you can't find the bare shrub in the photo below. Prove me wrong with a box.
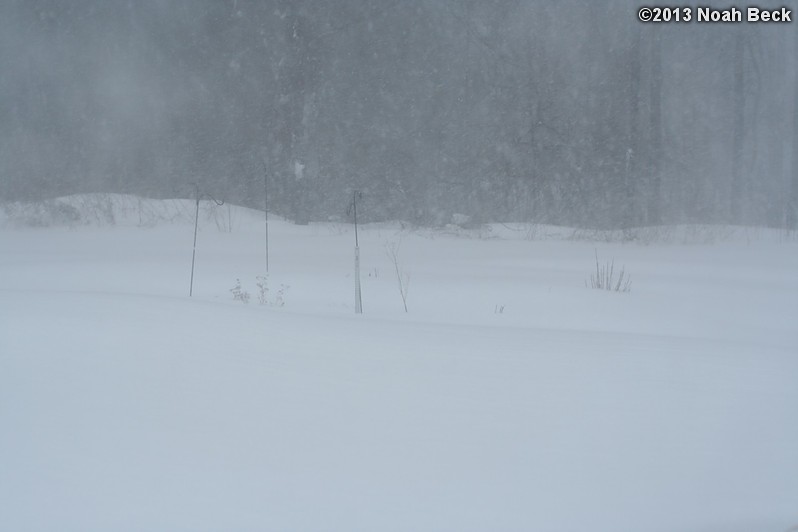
[1,200,81,227]
[230,279,250,303]
[254,275,288,306]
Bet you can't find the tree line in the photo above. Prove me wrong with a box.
[1,0,796,228]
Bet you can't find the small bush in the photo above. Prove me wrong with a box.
[2,200,81,227]
[230,278,250,303]
[273,283,287,307]
[236,275,288,306]
[255,276,270,305]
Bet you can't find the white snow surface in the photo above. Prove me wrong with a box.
[1,196,797,531]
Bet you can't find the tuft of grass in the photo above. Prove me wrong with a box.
[587,249,631,293]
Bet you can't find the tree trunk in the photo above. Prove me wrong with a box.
[791,26,798,229]
[648,29,663,225]
[731,32,745,223]
[624,24,642,230]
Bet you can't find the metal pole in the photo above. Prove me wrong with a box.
[188,184,223,298]
[353,191,362,314]
[189,186,200,297]
[353,190,359,247]
[264,167,270,274]
[355,245,362,314]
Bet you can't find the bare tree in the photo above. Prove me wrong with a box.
[731,30,746,223]
[791,23,798,229]
[648,28,663,225]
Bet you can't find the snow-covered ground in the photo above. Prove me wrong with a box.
[1,196,797,531]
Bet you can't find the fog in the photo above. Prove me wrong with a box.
[1,0,796,228]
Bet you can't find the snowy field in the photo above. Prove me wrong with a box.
[1,196,797,532]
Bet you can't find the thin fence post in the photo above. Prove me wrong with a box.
[264,166,270,274]
[353,190,362,314]
[188,184,224,297]
[189,186,200,297]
